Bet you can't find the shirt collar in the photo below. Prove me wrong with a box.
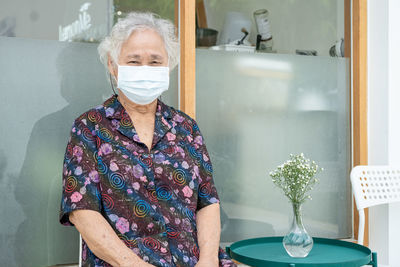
[103,95,173,121]
[102,95,173,147]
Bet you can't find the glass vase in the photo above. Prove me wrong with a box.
[283,202,313,257]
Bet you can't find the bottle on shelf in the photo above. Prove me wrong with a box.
[253,9,273,52]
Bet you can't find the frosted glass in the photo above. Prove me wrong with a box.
[0,0,112,42]
[0,37,178,266]
[196,49,351,244]
[0,0,175,42]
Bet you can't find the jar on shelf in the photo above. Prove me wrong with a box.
[253,9,273,52]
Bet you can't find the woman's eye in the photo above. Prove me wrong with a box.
[151,61,161,65]
[128,61,139,64]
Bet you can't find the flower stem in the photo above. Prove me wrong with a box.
[292,202,303,227]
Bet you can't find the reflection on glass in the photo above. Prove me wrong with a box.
[0,0,112,42]
[196,49,351,244]
[58,2,110,42]
[0,37,109,267]
[0,0,175,43]
[202,0,345,56]
[0,36,178,266]
[0,1,174,266]
[114,0,175,24]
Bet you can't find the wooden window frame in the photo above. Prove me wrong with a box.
[351,0,368,246]
[177,0,368,245]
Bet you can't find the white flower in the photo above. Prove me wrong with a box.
[269,153,323,204]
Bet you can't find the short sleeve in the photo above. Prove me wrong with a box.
[193,122,220,211]
[59,119,102,226]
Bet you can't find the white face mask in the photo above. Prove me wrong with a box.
[117,65,170,105]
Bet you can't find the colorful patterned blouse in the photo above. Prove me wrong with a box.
[59,95,236,267]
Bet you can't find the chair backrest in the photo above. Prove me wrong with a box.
[351,165,400,210]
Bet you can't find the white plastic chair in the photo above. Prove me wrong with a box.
[350,165,400,245]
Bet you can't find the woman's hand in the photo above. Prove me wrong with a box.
[70,210,153,267]
[195,258,219,267]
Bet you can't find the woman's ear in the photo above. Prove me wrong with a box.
[107,55,117,78]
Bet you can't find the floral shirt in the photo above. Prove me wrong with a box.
[59,95,236,267]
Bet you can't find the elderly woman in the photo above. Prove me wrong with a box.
[59,11,236,267]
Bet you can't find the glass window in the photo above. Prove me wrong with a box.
[114,0,175,24]
[0,0,112,42]
[0,1,178,266]
[195,0,351,245]
[0,0,175,43]
[197,0,345,57]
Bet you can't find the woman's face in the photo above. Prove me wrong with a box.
[108,28,169,77]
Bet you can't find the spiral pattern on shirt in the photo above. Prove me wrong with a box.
[191,245,200,258]
[120,113,132,127]
[82,127,94,142]
[148,190,158,203]
[93,151,99,163]
[184,208,195,221]
[95,136,101,148]
[134,200,150,217]
[109,172,125,190]
[88,110,102,123]
[102,193,114,211]
[156,185,172,201]
[97,159,108,174]
[173,168,186,185]
[99,128,113,142]
[65,176,78,193]
[143,237,161,251]
[199,182,211,198]
[192,123,199,132]
[188,146,201,163]
[139,156,153,167]
[118,234,137,248]
[65,143,73,160]
[203,162,213,175]
[166,226,180,239]
[182,121,193,134]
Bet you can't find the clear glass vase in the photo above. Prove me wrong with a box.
[283,202,313,257]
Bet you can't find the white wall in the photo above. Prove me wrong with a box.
[367,0,389,263]
[387,0,400,265]
[368,0,400,266]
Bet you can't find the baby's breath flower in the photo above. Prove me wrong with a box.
[269,153,323,204]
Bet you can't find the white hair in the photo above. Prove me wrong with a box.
[98,11,180,74]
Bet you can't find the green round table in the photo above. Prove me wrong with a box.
[226,237,377,267]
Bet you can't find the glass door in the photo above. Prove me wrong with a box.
[0,1,178,266]
[194,0,352,245]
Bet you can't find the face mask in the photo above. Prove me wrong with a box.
[117,65,170,105]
